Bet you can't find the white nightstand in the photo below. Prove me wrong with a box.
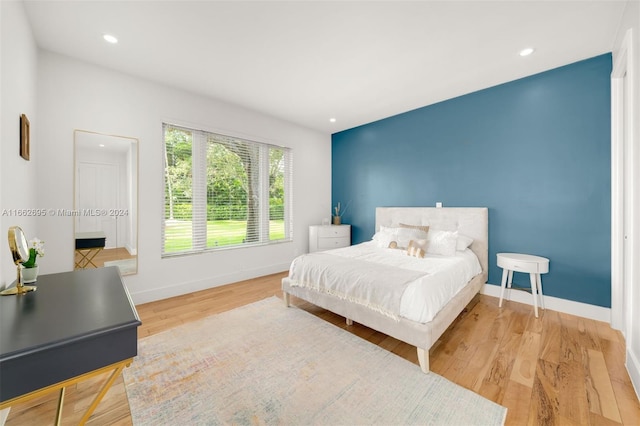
[309,225,351,253]
[497,252,550,318]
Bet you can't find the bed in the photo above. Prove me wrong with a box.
[282,207,488,373]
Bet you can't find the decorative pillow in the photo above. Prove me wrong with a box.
[406,239,427,258]
[426,229,458,256]
[399,223,430,234]
[456,234,474,251]
[373,226,429,249]
[396,227,429,249]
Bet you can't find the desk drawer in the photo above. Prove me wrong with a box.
[508,261,540,273]
[497,257,540,273]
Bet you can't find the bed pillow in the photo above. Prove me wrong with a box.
[426,229,458,256]
[396,227,429,248]
[372,226,399,248]
[406,239,427,258]
[373,226,429,249]
[372,225,396,238]
[399,223,430,234]
[456,233,474,251]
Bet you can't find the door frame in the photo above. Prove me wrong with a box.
[611,28,640,398]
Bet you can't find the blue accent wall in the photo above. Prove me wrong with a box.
[332,54,612,308]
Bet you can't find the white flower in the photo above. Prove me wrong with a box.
[30,238,45,257]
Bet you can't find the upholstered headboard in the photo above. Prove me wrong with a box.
[375,207,489,278]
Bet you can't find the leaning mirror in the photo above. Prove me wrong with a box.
[74,130,138,275]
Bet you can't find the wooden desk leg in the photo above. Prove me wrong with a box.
[55,387,65,426]
[79,362,128,425]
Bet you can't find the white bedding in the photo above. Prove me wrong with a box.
[288,241,482,323]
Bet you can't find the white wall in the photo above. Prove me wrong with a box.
[35,50,331,304]
[612,0,640,399]
[0,3,39,423]
[0,1,39,290]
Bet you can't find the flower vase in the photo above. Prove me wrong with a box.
[332,216,341,225]
[22,265,39,283]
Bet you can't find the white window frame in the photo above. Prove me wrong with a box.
[162,123,293,257]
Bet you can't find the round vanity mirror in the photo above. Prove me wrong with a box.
[2,226,37,295]
[9,226,29,265]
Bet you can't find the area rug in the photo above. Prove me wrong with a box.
[103,258,136,275]
[123,297,507,425]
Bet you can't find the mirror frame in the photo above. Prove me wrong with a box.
[8,225,29,265]
[2,225,37,295]
[73,129,139,275]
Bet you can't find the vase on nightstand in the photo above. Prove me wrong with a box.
[332,216,341,225]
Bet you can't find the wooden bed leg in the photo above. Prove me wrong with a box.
[283,292,290,307]
[346,318,353,326]
[417,348,430,373]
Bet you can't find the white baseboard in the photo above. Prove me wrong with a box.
[627,346,640,401]
[125,244,137,256]
[130,263,290,305]
[133,276,613,322]
[481,283,611,323]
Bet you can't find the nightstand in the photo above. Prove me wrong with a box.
[497,252,550,318]
[309,225,351,253]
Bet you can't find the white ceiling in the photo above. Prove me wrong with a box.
[23,1,629,134]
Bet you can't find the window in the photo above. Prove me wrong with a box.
[162,123,292,256]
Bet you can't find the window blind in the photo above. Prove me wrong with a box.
[162,123,293,256]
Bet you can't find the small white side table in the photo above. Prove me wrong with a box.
[497,253,550,318]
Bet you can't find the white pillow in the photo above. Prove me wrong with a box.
[426,229,458,256]
[396,227,429,248]
[456,234,474,251]
[372,226,399,248]
[373,226,429,249]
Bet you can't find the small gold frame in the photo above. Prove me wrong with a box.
[20,114,30,161]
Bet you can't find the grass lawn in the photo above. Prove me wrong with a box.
[164,219,285,252]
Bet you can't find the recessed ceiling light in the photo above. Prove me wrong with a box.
[103,34,118,44]
[99,144,105,147]
[329,118,336,123]
[519,47,535,57]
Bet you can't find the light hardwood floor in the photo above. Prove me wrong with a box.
[6,272,640,425]
[74,248,136,270]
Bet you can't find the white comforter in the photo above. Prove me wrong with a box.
[288,241,482,323]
